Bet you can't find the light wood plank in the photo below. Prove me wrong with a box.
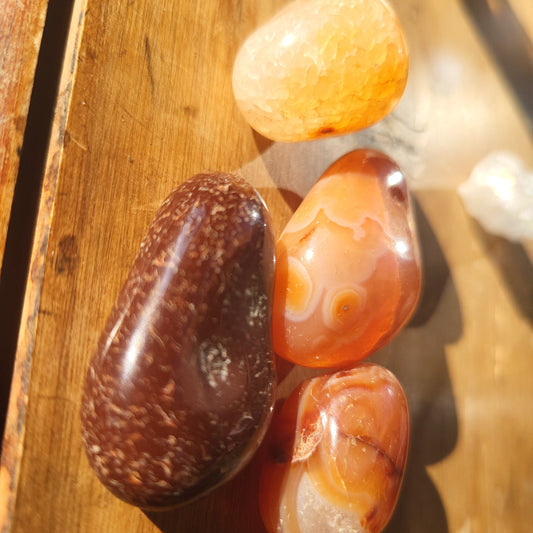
[0,0,49,274]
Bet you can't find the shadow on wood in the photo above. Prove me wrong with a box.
[373,198,461,533]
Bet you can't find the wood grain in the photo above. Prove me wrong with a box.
[0,0,49,526]
[0,0,49,275]
[1,0,533,532]
[0,0,86,530]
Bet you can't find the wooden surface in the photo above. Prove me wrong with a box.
[1,0,533,532]
[0,0,49,276]
[0,0,49,525]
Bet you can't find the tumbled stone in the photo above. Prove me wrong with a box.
[232,0,408,142]
[273,149,421,368]
[458,151,533,240]
[260,364,410,533]
[81,173,276,509]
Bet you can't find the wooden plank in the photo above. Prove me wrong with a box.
[0,0,49,526]
[0,0,49,275]
[0,0,87,530]
[2,0,533,532]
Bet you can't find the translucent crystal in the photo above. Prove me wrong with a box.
[232,0,409,142]
[458,151,533,240]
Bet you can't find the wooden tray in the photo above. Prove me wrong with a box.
[2,0,533,532]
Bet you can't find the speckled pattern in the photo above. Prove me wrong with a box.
[273,149,421,368]
[81,173,276,509]
[232,0,408,142]
[259,364,409,533]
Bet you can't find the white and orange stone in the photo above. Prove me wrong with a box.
[272,149,421,368]
[232,0,409,142]
[259,364,410,533]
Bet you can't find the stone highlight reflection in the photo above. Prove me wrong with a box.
[273,149,421,368]
[260,364,409,533]
[81,173,276,509]
[232,0,408,142]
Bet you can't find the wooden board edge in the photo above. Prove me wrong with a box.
[0,0,49,278]
[0,1,88,530]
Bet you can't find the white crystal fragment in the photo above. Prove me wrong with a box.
[458,151,533,240]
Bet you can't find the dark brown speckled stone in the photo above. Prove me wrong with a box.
[81,173,276,509]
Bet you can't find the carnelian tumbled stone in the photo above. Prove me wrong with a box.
[260,364,409,533]
[81,173,276,509]
[273,149,421,368]
[232,0,408,142]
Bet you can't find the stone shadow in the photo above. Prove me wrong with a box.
[472,220,533,324]
[371,197,462,533]
[461,0,533,134]
[145,450,269,533]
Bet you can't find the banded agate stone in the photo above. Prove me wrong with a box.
[81,173,276,509]
[260,364,409,533]
[232,0,408,142]
[273,149,421,368]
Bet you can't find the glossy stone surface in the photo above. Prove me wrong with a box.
[260,364,409,533]
[232,0,408,142]
[273,149,421,368]
[81,173,276,509]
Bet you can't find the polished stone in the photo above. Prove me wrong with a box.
[273,149,421,368]
[232,0,408,142]
[81,173,276,509]
[259,364,409,533]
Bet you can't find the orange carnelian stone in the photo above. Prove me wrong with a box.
[273,149,421,368]
[259,364,409,533]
